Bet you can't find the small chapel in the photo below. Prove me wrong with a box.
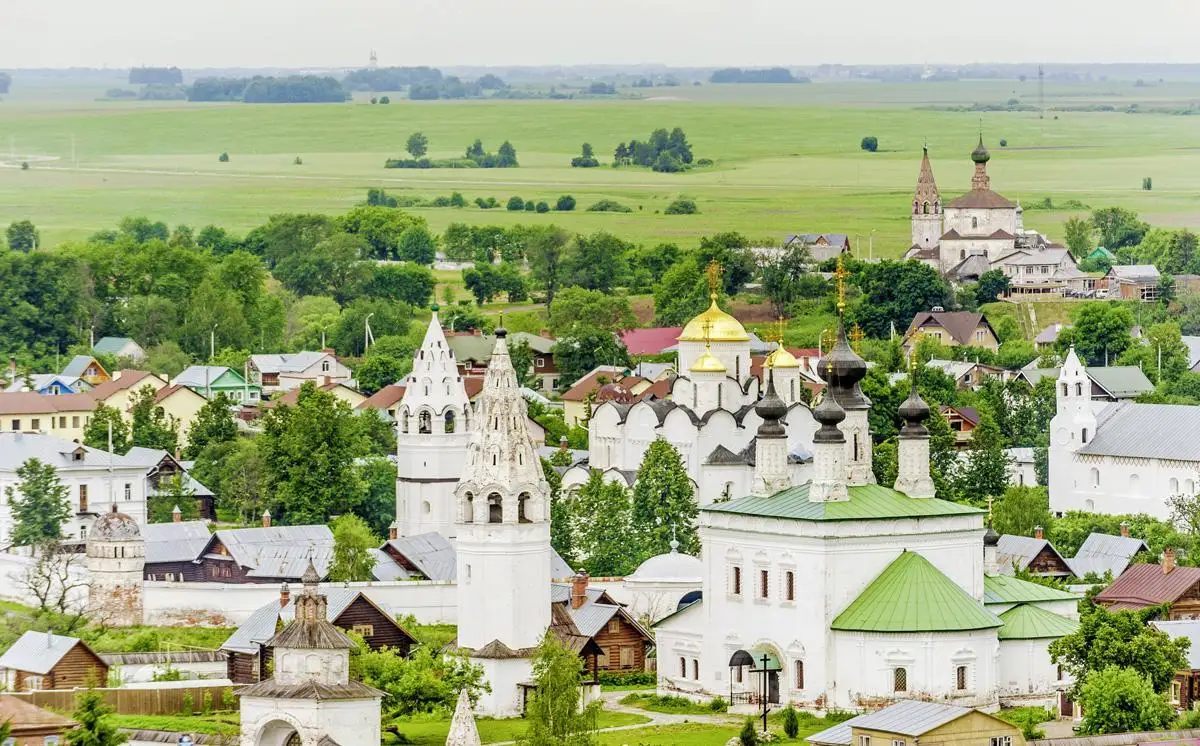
[654,310,1080,711]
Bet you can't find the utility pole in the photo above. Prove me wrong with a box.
[210,323,218,362]
[364,313,375,354]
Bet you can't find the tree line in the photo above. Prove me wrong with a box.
[710,67,809,84]
[188,75,348,103]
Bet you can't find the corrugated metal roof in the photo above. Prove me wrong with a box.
[385,533,457,581]
[250,351,328,374]
[983,575,1079,605]
[808,700,973,745]
[1151,620,1200,669]
[1095,563,1200,607]
[569,602,620,638]
[61,355,100,378]
[704,483,984,522]
[1087,367,1154,399]
[0,632,83,674]
[995,535,1070,575]
[143,520,212,564]
[1071,533,1149,577]
[998,604,1079,640]
[831,552,1003,632]
[1109,265,1160,281]
[213,525,335,577]
[1079,402,1200,461]
[0,432,143,472]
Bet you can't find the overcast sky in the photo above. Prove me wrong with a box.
[5,0,1198,69]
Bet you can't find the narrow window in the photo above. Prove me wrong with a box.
[785,571,795,601]
[956,665,967,690]
[853,432,860,461]
[894,667,908,692]
[1082,428,1088,444]
[735,666,743,683]
[732,566,742,596]
[692,659,699,680]
[1061,383,1068,397]
[679,657,686,677]
[759,569,769,599]
[860,737,871,746]
[78,484,88,513]
[795,660,804,689]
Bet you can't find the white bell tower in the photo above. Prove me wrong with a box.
[454,325,552,717]
[396,306,472,539]
[1049,347,1096,508]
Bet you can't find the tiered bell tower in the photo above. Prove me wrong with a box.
[911,145,943,251]
[395,305,472,539]
[454,325,552,717]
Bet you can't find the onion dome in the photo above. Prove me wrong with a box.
[971,135,991,164]
[984,524,1001,547]
[495,325,508,339]
[431,302,440,313]
[690,349,727,374]
[755,372,787,437]
[765,344,800,369]
[90,504,141,541]
[898,376,931,437]
[812,378,846,445]
[679,295,750,343]
[820,320,870,410]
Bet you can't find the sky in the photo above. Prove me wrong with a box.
[4,0,1198,69]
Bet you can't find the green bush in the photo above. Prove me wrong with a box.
[999,139,1008,147]
[596,670,656,687]
[507,196,525,211]
[860,136,878,152]
[556,195,577,211]
[535,201,550,213]
[293,155,303,165]
[664,198,698,215]
[449,191,466,207]
[695,158,714,166]
[782,705,800,738]
[708,696,729,713]
[218,152,229,162]
[740,718,758,746]
[180,692,194,716]
[524,200,536,211]
[587,199,633,213]
[380,95,391,104]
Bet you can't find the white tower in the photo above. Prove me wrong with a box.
[86,505,145,627]
[688,341,728,414]
[808,380,849,503]
[911,146,943,251]
[238,561,382,746]
[454,325,552,717]
[752,372,792,496]
[1049,347,1096,507]
[396,306,472,539]
[893,371,936,499]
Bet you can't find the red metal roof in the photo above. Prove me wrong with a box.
[620,327,683,356]
[1094,563,1200,608]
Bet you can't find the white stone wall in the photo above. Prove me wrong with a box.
[998,638,1070,697]
[240,695,380,746]
[473,657,533,718]
[457,522,551,650]
[944,206,1018,242]
[678,340,752,383]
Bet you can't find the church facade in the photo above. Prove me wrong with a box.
[655,320,1077,710]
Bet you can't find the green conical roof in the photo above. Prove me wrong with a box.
[997,603,1079,640]
[831,552,1002,633]
[983,575,1080,605]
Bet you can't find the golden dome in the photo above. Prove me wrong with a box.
[679,296,750,343]
[689,350,728,374]
[765,345,800,369]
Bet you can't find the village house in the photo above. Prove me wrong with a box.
[122,447,217,520]
[904,310,1000,352]
[1035,323,1066,350]
[3,371,89,395]
[997,248,1091,299]
[263,380,366,410]
[1105,264,1161,301]
[0,632,108,691]
[1150,620,1200,711]
[1065,528,1148,579]
[446,330,560,394]
[994,532,1073,579]
[559,366,668,428]
[186,523,335,584]
[1018,364,1153,401]
[620,327,685,356]
[247,350,352,396]
[61,355,111,386]
[782,233,852,263]
[0,392,97,442]
[358,376,485,424]
[174,365,262,403]
[808,698,1025,746]
[0,694,78,744]
[1093,550,1200,617]
[141,519,213,581]
[93,336,147,362]
[221,585,417,684]
[147,383,209,443]
[941,405,980,447]
[554,574,654,673]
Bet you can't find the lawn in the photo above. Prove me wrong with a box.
[390,709,650,745]
[3,80,1199,251]
[111,712,239,737]
[619,691,729,716]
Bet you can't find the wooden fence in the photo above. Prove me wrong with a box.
[1032,728,1200,746]
[6,683,236,716]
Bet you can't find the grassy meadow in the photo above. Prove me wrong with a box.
[1,79,1198,250]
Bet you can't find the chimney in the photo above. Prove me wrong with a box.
[262,510,271,528]
[1034,525,1044,540]
[570,571,589,609]
[322,348,335,355]
[171,505,182,523]
[1120,521,1130,538]
[388,520,398,541]
[1164,547,1176,575]
[174,445,182,461]
[540,328,552,338]
[279,582,290,607]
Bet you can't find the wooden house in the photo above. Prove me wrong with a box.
[61,355,111,386]
[940,405,980,448]
[1094,550,1200,618]
[192,524,334,584]
[0,694,77,744]
[141,520,213,581]
[0,632,108,691]
[1151,620,1200,711]
[995,532,1073,579]
[904,310,1000,352]
[221,585,416,684]
[809,699,1024,746]
[554,574,654,673]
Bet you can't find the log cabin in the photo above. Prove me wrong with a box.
[0,632,108,691]
[0,694,78,744]
[995,532,1073,579]
[221,585,417,684]
[553,574,654,672]
[1095,550,1200,619]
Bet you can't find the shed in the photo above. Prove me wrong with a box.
[0,632,108,691]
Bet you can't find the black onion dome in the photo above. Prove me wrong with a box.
[495,326,508,339]
[755,372,787,438]
[984,525,1001,547]
[898,376,931,437]
[820,320,870,410]
[812,366,846,444]
[971,135,991,164]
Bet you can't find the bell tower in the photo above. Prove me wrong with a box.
[911,145,943,251]
[454,324,552,717]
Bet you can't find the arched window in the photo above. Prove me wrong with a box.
[956,665,967,691]
[853,432,860,462]
[913,200,920,214]
[679,657,686,677]
[1075,382,1083,396]
[518,492,532,523]
[1062,383,1068,397]
[464,492,475,522]
[1170,478,1179,493]
[692,659,699,679]
[894,667,908,692]
[795,660,805,689]
[717,385,723,410]
[1085,498,1095,511]
[487,493,503,524]
[1082,428,1088,444]
[444,410,456,433]
[418,411,431,434]
[422,501,431,514]
[1188,479,1196,494]
[972,217,979,230]
[1130,474,1141,492]
[736,357,741,379]
[922,201,930,215]
[1090,467,1100,487]
[789,380,795,401]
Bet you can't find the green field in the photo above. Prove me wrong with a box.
[2,79,1199,250]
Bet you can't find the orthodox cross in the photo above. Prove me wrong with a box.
[705,260,722,299]
[833,255,850,313]
[849,324,865,354]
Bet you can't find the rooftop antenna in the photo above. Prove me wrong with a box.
[369,49,378,70]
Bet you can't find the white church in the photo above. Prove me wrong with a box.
[1049,348,1200,520]
[565,289,820,505]
[655,320,1080,711]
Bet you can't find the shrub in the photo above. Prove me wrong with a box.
[664,198,698,215]
[708,696,729,713]
[221,688,236,711]
[475,196,499,209]
[449,191,466,207]
[652,151,684,173]
[739,718,758,746]
[587,199,633,213]
[506,196,525,211]
[218,152,230,162]
[535,201,550,213]
[525,200,536,211]
[430,196,452,207]
[1143,176,1153,191]
[556,195,577,211]
[695,158,714,166]
[380,95,390,104]
[20,161,29,170]
[370,96,378,104]
[999,138,1008,147]
[860,136,878,152]
[596,670,656,687]
[782,705,800,738]
[180,692,195,715]
[293,155,303,165]
[202,689,213,716]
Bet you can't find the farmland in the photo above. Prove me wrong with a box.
[2,78,1199,250]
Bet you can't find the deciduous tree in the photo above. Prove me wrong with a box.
[1077,666,1175,735]
[129,385,179,453]
[553,327,631,390]
[1055,303,1134,366]
[328,514,379,582]
[632,439,698,557]
[184,393,238,459]
[992,486,1052,539]
[6,459,71,546]
[406,132,429,159]
[82,403,131,454]
[1063,216,1094,258]
[548,287,636,336]
[571,471,637,576]
[517,632,602,746]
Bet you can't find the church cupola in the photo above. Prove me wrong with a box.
[764,322,803,405]
[970,134,992,190]
[752,371,791,496]
[893,369,936,499]
[809,370,849,503]
[821,260,875,485]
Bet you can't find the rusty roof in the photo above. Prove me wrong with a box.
[906,311,994,346]
[1094,562,1200,608]
[946,189,1017,210]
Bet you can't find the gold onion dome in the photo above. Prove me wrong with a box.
[765,345,800,369]
[690,350,728,373]
[679,296,750,343]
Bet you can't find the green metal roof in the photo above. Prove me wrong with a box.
[983,575,1080,605]
[831,552,1003,633]
[997,603,1079,640]
[703,483,984,523]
